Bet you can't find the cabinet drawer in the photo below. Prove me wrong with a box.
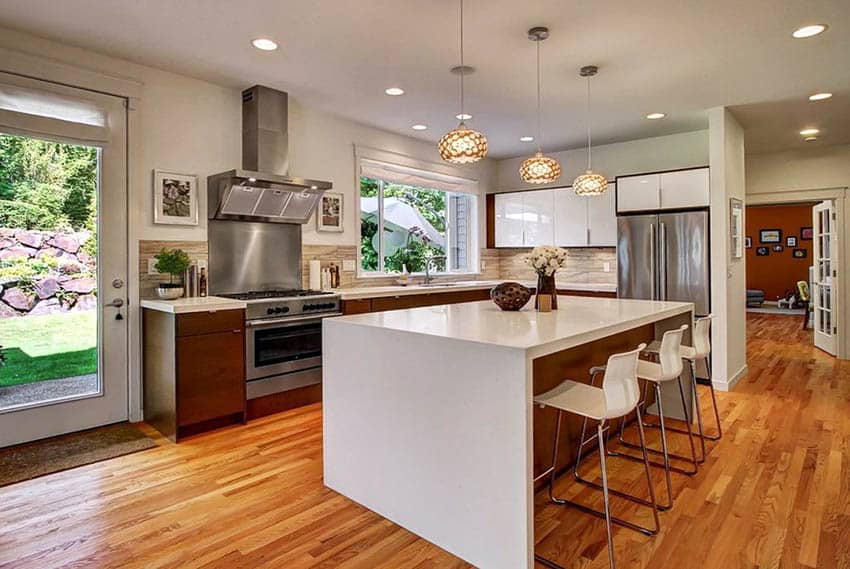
[177,330,245,426]
[342,298,373,315]
[177,309,244,337]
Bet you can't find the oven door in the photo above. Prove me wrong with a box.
[245,313,339,381]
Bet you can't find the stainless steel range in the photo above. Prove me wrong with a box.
[218,289,341,400]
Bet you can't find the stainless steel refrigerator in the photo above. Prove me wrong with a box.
[617,211,710,315]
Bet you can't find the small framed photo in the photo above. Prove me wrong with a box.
[786,236,797,247]
[153,170,198,226]
[759,229,782,244]
[800,226,814,240]
[756,246,770,256]
[317,192,344,232]
[744,236,752,249]
[793,249,808,259]
[773,245,784,252]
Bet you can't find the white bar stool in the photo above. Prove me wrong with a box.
[533,344,659,569]
[644,315,721,463]
[609,325,698,511]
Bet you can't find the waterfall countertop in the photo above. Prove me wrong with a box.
[331,279,617,300]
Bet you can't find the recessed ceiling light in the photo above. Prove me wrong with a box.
[411,124,428,131]
[646,112,666,120]
[385,87,405,96]
[251,38,278,51]
[804,136,818,142]
[800,128,820,136]
[519,136,534,142]
[792,24,827,38]
[456,113,472,120]
[809,92,833,101]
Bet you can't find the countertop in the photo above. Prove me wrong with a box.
[140,296,247,314]
[326,296,692,358]
[333,279,616,300]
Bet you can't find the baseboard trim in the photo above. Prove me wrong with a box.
[714,364,748,392]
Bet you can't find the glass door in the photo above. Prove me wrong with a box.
[0,73,128,446]
[812,200,837,355]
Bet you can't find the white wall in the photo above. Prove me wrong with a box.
[746,144,850,195]
[708,107,747,390]
[495,130,709,191]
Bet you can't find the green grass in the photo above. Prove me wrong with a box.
[0,311,97,387]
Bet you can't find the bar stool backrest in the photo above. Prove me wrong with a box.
[658,325,688,381]
[693,314,713,358]
[602,343,647,419]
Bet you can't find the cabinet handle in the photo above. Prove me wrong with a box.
[232,329,241,334]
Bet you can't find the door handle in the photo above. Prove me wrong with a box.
[659,222,667,300]
[649,223,656,300]
[107,298,125,308]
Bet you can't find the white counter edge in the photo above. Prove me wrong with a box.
[334,280,617,300]
[140,296,247,314]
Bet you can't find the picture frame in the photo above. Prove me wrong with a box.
[800,226,814,240]
[153,170,199,226]
[759,228,782,244]
[756,246,770,256]
[793,249,808,259]
[730,198,744,259]
[745,236,752,249]
[773,245,784,252]
[317,191,344,233]
[786,236,797,247]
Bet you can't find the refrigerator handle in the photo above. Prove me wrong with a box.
[650,223,656,300]
[660,221,667,300]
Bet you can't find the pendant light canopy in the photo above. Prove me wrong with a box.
[520,27,561,185]
[572,65,609,196]
[439,0,488,164]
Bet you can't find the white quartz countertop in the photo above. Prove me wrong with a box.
[326,296,692,358]
[334,279,616,300]
[140,295,247,314]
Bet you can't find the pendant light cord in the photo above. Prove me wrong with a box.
[536,40,543,152]
[459,0,465,119]
[585,75,592,170]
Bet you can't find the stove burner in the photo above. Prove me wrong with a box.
[218,289,333,301]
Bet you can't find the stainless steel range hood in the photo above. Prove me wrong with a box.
[208,86,332,224]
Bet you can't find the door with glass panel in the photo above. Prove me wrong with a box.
[812,200,837,355]
[0,73,128,446]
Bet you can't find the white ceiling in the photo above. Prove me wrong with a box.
[0,0,848,158]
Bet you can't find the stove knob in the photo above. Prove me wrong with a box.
[304,304,314,310]
[280,306,290,313]
[273,307,283,314]
[266,308,275,315]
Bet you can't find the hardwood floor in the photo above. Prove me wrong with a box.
[2,313,848,568]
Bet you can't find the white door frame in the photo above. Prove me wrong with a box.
[747,187,848,359]
[813,201,837,355]
[0,73,130,446]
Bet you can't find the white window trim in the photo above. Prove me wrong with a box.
[353,146,481,278]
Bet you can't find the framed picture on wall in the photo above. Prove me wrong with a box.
[800,226,814,240]
[759,228,782,244]
[730,198,744,259]
[153,170,199,226]
[773,245,784,252]
[756,246,770,256]
[745,236,752,249]
[793,249,808,259]
[786,236,797,247]
[317,192,344,232]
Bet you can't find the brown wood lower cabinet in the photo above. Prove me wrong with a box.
[342,287,492,315]
[143,308,246,441]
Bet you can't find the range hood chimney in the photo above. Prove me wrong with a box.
[208,85,332,224]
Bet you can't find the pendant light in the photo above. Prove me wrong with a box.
[572,65,609,196]
[520,27,561,185]
[438,0,488,164]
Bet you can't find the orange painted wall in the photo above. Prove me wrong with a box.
[745,204,815,301]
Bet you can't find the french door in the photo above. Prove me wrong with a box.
[0,73,128,446]
[812,200,837,355]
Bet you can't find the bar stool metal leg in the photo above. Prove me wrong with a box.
[596,421,616,569]
[705,357,723,440]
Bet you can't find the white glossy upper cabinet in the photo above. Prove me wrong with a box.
[616,174,661,212]
[660,168,710,209]
[522,189,555,246]
[494,193,524,247]
[553,189,588,246]
[587,184,617,246]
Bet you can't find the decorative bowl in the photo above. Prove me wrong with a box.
[490,282,532,311]
[156,286,184,300]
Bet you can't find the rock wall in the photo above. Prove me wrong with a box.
[0,228,97,317]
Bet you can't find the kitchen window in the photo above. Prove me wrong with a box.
[358,159,479,276]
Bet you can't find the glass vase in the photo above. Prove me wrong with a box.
[536,273,558,310]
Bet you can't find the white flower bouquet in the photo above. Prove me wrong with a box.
[524,245,568,276]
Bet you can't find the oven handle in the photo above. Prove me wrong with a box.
[245,312,343,328]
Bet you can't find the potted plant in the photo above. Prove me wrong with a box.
[153,248,190,300]
[525,245,568,310]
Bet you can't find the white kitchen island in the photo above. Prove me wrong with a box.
[323,296,693,569]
